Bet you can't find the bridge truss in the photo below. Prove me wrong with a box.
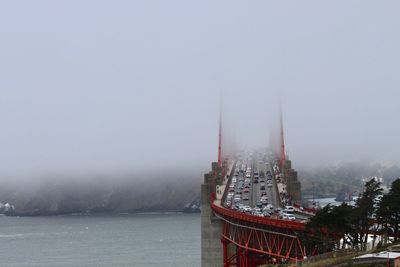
[214,210,307,266]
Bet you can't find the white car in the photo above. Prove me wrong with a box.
[285,206,295,213]
[243,206,252,212]
[253,207,262,213]
[280,213,289,220]
[287,214,296,221]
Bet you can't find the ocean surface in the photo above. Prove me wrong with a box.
[0,213,200,267]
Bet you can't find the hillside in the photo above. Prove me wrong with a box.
[0,170,202,216]
[299,161,400,198]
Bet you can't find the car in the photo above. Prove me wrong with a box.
[268,183,273,188]
[253,207,262,213]
[242,195,249,201]
[260,185,266,190]
[266,204,274,210]
[256,202,263,208]
[261,191,267,196]
[262,211,271,217]
[285,206,295,213]
[254,179,258,184]
[243,206,252,212]
[243,188,250,193]
[287,214,296,221]
[279,213,289,220]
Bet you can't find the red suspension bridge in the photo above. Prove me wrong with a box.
[201,110,322,267]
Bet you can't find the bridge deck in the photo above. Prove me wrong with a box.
[213,151,311,231]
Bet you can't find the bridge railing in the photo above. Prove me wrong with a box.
[211,202,306,231]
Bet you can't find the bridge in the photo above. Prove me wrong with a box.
[201,111,321,267]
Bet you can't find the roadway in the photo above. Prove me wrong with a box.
[222,148,317,223]
[224,150,285,218]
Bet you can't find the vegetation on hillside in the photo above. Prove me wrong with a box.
[306,178,400,253]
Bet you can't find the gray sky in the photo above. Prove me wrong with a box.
[1,1,399,176]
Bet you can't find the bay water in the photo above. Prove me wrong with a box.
[0,213,200,267]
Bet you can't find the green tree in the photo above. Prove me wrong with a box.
[376,178,400,242]
[306,204,336,252]
[351,178,383,244]
[306,203,355,251]
[331,203,356,248]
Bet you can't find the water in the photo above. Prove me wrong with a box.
[0,213,200,267]
[314,197,357,208]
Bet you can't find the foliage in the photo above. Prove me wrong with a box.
[306,178,393,251]
[376,178,400,241]
[351,178,383,244]
[306,203,355,251]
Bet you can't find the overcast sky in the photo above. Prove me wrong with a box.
[1,1,399,176]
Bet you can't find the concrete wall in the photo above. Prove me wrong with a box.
[201,168,223,267]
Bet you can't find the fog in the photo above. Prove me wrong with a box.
[1,1,400,178]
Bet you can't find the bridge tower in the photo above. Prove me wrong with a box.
[218,108,222,168]
[279,107,286,170]
[201,163,224,267]
[201,110,224,267]
[279,109,302,204]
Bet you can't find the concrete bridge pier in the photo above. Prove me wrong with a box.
[201,162,223,267]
